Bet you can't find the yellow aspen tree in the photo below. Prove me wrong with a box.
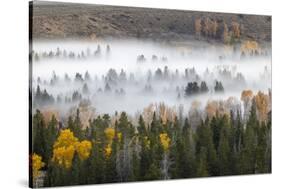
[32,153,45,179]
[52,129,93,168]
[159,133,171,152]
[52,129,77,168]
[241,90,253,103]
[104,127,118,159]
[241,40,259,55]
[52,145,75,169]
[53,129,78,149]
[104,127,115,143]
[255,91,270,122]
[76,140,92,160]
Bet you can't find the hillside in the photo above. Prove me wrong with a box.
[31,1,271,44]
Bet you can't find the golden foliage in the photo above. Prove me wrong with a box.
[52,145,75,169]
[76,140,92,160]
[32,153,45,179]
[241,90,253,102]
[105,127,115,142]
[104,128,120,159]
[254,91,270,121]
[52,129,92,168]
[205,98,238,119]
[241,40,259,54]
[53,129,78,149]
[103,127,123,159]
[159,133,171,152]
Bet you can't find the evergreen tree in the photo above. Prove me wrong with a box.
[33,110,48,162]
[137,115,147,136]
[45,115,58,165]
[240,100,259,174]
[82,83,89,94]
[214,81,224,92]
[196,121,219,176]
[218,123,231,175]
[139,135,151,180]
[144,163,161,180]
[200,81,209,93]
[89,139,105,184]
[196,147,209,177]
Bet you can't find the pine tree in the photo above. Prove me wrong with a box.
[214,81,224,92]
[240,100,259,174]
[255,121,269,173]
[45,115,58,165]
[197,147,209,177]
[33,110,48,162]
[210,116,220,151]
[139,135,151,180]
[144,163,161,180]
[89,140,105,184]
[200,81,209,93]
[68,113,83,140]
[137,115,147,136]
[218,123,231,175]
[196,121,219,176]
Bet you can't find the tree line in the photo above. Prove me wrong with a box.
[31,97,271,187]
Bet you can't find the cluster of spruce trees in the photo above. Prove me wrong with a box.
[32,101,271,187]
[184,81,224,96]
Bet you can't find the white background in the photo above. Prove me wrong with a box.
[0,0,280,188]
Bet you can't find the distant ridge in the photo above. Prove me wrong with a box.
[31,1,271,43]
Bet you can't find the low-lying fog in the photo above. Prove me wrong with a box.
[31,40,271,117]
